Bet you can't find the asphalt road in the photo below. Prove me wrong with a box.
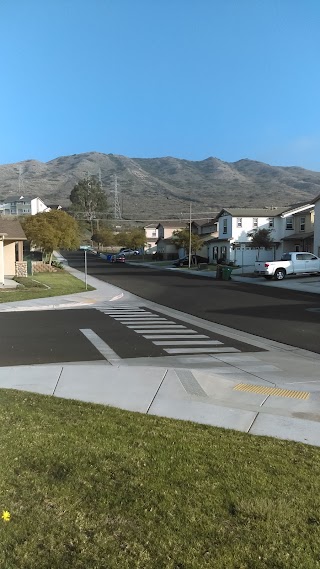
[65,251,320,354]
[0,302,261,367]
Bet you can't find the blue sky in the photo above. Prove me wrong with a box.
[1,0,320,170]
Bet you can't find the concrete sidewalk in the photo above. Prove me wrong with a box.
[0,255,320,447]
[1,357,320,447]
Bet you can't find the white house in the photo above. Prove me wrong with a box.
[213,203,315,267]
[30,197,50,215]
[144,223,159,253]
[214,207,287,266]
[0,195,49,216]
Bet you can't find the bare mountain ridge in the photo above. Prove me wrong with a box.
[0,152,320,219]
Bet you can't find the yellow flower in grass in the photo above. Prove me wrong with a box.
[2,511,10,522]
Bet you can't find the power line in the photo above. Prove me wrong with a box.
[72,213,218,222]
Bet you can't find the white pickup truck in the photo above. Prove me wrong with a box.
[254,252,320,280]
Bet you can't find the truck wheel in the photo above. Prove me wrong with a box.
[264,276,273,280]
[274,268,286,280]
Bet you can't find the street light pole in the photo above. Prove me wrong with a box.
[84,248,88,290]
[0,233,8,286]
[188,202,192,269]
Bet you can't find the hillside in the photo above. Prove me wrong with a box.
[0,152,320,220]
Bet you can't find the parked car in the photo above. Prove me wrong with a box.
[112,253,126,263]
[173,255,208,267]
[119,248,140,255]
[254,252,320,280]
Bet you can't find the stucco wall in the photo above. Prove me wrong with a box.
[4,242,16,276]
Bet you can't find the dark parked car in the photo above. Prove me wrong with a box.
[173,255,208,267]
[112,253,126,263]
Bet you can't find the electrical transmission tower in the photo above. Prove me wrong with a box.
[98,168,103,189]
[18,165,25,196]
[113,174,122,219]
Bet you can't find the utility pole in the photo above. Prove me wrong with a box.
[188,202,192,269]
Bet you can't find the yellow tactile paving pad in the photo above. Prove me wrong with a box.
[234,383,309,400]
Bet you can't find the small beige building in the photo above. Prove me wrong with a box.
[0,219,27,283]
[156,221,187,259]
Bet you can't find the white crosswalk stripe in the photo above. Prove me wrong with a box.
[126,323,186,327]
[142,334,209,339]
[95,303,242,356]
[153,340,223,346]
[165,347,240,354]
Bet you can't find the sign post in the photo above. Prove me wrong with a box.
[241,245,245,275]
[80,246,91,290]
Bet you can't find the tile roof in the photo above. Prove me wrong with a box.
[4,195,32,203]
[156,221,187,228]
[0,219,27,240]
[217,207,288,218]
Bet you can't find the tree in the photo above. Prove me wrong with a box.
[248,228,274,260]
[22,210,80,264]
[172,228,203,260]
[91,228,113,251]
[114,228,146,250]
[70,176,108,233]
[125,228,146,250]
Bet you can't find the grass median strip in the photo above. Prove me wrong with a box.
[0,272,94,303]
[0,390,319,568]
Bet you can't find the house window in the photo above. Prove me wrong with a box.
[268,218,274,228]
[286,217,293,230]
[151,231,156,237]
[237,218,242,228]
[253,218,258,228]
[300,217,305,232]
[223,219,227,234]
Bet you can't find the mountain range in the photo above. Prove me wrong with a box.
[1,152,320,220]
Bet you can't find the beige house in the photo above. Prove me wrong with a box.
[156,221,186,259]
[0,219,27,284]
[191,218,218,260]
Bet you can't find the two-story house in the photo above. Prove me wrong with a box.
[213,203,316,267]
[280,202,315,254]
[0,195,49,216]
[213,207,287,266]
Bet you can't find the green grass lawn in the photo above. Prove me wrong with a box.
[0,390,319,568]
[0,272,94,303]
